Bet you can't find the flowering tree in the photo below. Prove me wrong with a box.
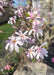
[1,1,50,74]
[5,2,48,61]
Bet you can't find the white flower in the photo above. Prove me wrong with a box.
[26,11,37,19]
[15,30,29,43]
[35,42,48,60]
[29,27,43,39]
[26,46,35,59]
[8,16,16,25]
[26,9,40,20]
[5,35,23,53]
[14,8,23,17]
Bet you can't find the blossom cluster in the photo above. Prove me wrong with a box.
[5,4,48,61]
[26,42,48,61]
[14,7,23,17]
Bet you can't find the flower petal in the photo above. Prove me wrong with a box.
[40,42,47,47]
[24,31,28,35]
[15,45,19,53]
[9,44,14,52]
[5,43,10,50]
[28,29,33,35]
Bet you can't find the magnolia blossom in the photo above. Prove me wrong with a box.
[26,46,35,59]
[15,30,29,43]
[8,16,16,25]
[35,42,48,60]
[29,27,43,39]
[14,8,23,17]
[5,35,23,53]
[26,10,39,20]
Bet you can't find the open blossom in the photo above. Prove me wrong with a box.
[14,8,23,17]
[35,42,48,60]
[8,16,16,25]
[29,27,43,39]
[4,65,11,71]
[26,10,39,20]
[15,30,29,43]
[26,12,36,20]
[26,46,35,59]
[5,35,23,53]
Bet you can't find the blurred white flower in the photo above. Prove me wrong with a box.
[35,42,48,60]
[15,30,29,44]
[8,16,16,25]
[26,10,40,20]
[26,46,35,59]
[14,7,23,17]
[5,35,23,53]
[29,27,43,39]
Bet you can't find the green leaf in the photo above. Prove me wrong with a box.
[25,13,30,17]
[32,59,36,63]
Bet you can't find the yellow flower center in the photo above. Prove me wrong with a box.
[30,50,32,53]
[21,35,24,38]
[12,40,17,43]
[33,14,37,18]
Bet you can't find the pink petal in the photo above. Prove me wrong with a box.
[51,58,54,63]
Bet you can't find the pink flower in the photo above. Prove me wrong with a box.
[26,46,35,59]
[51,58,54,63]
[26,11,35,19]
[5,35,23,53]
[4,65,11,71]
[26,10,40,20]
[35,42,48,60]
[29,26,43,39]
[14,8,23,18]
[15,30,30,44]
[8,16,16,25]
